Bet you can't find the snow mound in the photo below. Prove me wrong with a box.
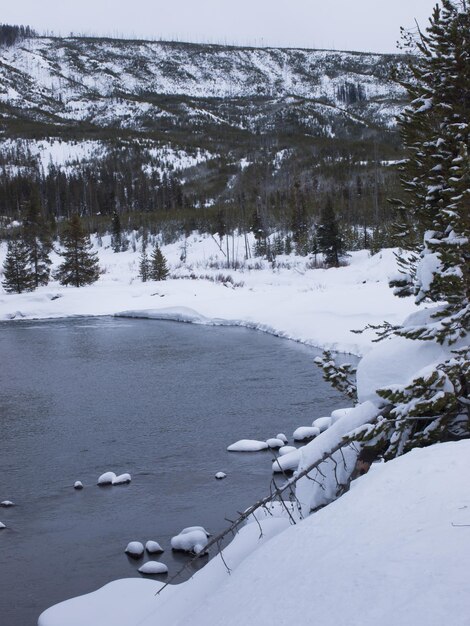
[0,500,14,507]
[312,417,332,432]
[138,562,168,576]
[276,433,288,443]
[266,438,285,449]
[215,472,227,480]
[0,522,5,529]
[125,542,144,558]
[272,449,300,473]
[116,307,209,324]
[330,407,354,423]
[171,529,209,555]
[227,439,268,452]
[73,482,83,490]
[278,445,297,456]
[113,473,131,485]
[145,541,164,554]
[293,426,320,441]
[97,472,116,486]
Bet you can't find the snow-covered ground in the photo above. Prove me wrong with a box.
[39,439,470,626]
[0,233,417,356]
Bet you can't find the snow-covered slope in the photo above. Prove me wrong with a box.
[0,37,405,132]
[38,440,470,626]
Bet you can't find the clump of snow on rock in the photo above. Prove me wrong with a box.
[215,472,227,480]
[276,433,288,444]
[0,500,14,507]
[272,449,301,473]
[312,417,332,432]
[227,439,268,452]
[73,482,83,490]
[97,471,131,486]
[266,438,285,449]
[171,527,210,555]
[293,426,320,442]
[145,541,164,554]
[125,542,144,559]
[138,562,168,576]
[0,522,6,529]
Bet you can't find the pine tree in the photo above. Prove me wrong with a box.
[2,238,35,293]
[23,191,52,288]
[149,245,169,281]
[55,215,100,287]
[111,211,122,253]
[317,197,346,267]
[356,1,470,458]
[139,237,151,282]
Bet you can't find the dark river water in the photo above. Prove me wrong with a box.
[0,317,346,626]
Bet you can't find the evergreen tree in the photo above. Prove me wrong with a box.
[111,211,122,253]
[2,238,35,293]
[55,215,100,287]
[23,191,52,287]
[149,245,169,281]
[317,197,346,267]
[354,1,470,458]
[139,237,151,282]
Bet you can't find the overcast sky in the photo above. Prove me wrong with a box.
[2,0,439,53]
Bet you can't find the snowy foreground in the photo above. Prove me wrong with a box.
[0,233,416,356]
[39,440,470,626]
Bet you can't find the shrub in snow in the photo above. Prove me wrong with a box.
[73,481,83,490]
[97,472,116,486]
[145,541,164,554]
[215,472,227,480]
[293,426,320,442]
[266,438,285,449]
[138,561,168,575]
[227,439,268,452]
[125,542,144,558]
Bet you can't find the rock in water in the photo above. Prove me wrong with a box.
[113,473,131,485]
[145,541,164,554]
[97,472,116,486]
[138,561,168,575]
[266,438,285,449]
[125,542,144,558]
[0,522,6,529]
[0,501,14,507]
[215,472,227,480]
[74,481,84,490]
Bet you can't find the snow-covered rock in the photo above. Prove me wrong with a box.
[276,433,288,444]
[0,522,6,529]
[227,439,268,452]
[312,417,332,432]
[0,500,14,507]
[138,562,168,575]
[330,408,354,423]
[113,473,131,485]
[125,542,144,559]
[272,449,301,473]
[293,426,320,442]
[266,438,285,449]
[171,529,209,555]
[73,482,84,490]
[215,472,227,480]
[145,541,164,554]
[278,445,297,456]
[97,472,116,486]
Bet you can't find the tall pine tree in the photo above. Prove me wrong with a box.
[23,191,52,288]
[2,238,35,294]
[317,197,346,268]
[55,215,100,287]
[149,244,169,281]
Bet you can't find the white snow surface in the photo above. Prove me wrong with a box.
[0,237,417,357]
[39,440,470,626]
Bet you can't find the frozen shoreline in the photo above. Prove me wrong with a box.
[0,236,418,357]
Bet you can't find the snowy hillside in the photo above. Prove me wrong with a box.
[0,36,405,133]
[38,440,470,626]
